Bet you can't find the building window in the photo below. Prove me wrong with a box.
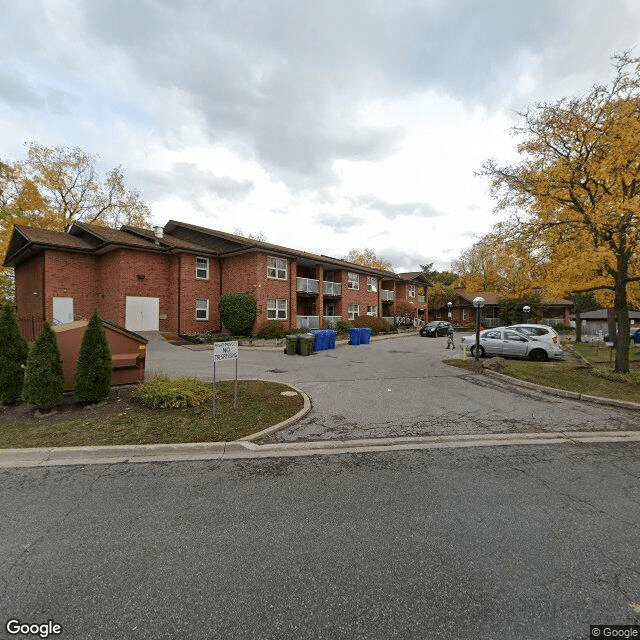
[267,298,287,320]
[267,256,287,280]
[408,285,416,298]
[348,304,359,320]
[367,305,378,316]
[367,277,378,292]
[195,298,209,320]
[348,272,359,290]
[196,257,209,280]
[462,309,468,321]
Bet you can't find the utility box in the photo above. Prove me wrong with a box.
[52,319,148,391]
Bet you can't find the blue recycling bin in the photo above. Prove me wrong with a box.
[312,330,324,351]
[348,328,361,345]
[320,330,330,350]
[327,330,336,349]
[360,328,372,344]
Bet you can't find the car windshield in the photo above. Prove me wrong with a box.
[426,322,441,327]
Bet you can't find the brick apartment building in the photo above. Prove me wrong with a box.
[4,220,431,339]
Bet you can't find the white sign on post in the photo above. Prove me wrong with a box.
[213,341,239,362]
[212,341,239,417]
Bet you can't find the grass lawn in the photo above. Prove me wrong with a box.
[445,342,640,404]
[0,380,304,449]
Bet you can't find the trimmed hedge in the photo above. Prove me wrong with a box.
[22,322,64,411]
[258,320,287,339]
[218,293,257,336]
[0,304,29,404]
[352,315,391,335]
[74,310,112,403]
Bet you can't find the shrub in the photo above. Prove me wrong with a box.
[74,310,112,403]
[218,293,257,336]
[22,322,64,411]
[352,315,391,335]
[132,374,213,408]
[334,320,353,335]
[0,304,29,404]
[258,320,287,339]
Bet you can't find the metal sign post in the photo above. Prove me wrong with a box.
[212,341,239,417]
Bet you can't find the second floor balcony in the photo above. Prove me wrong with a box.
[323,281,342,296]
[296,277,319,294]
[381,289,394,302]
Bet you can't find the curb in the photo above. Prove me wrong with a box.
[3,430,640,469]
[482,369,640,411]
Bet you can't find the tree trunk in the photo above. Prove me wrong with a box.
[575,311,582,342]
[614,259,630,373]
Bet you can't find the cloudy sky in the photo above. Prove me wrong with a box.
[2,1,639,272]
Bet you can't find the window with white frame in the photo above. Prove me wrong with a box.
[267,298,288,320]
[195,298,209,320]
[348,304,359,320]
[267,256,287,280]
[196,257,209,280]
[348,272,359,290]
[367,277,378,292]
[462,308,468,321]
[408,284,416,298]
[367,305,378,316]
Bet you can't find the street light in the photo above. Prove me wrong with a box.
[447,301,452,319]
[523,305,531,322]
[473,296,485,361]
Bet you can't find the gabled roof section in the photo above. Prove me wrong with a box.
[3,225,95,267]
[396,271,431,285]
[69,222,161,250]
[164,219,401,278]
[120,225,214,253]
[455,290,501,305]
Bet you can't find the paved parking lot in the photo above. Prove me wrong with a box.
[144,332,640,442]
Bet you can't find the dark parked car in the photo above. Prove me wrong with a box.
[631,328,640,344]
[419,321,452,337]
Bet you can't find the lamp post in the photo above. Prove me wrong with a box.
[473,296,485,361]
[523,305,531,323]
[447,301,452,320]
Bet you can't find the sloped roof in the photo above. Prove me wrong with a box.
[455,290,501,305]
[573,309,640,320]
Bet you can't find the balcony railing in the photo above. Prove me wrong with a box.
[382,316,396,325]
[296,277,319,293]
[381,289,394,301]
[323,281,342,296]
[297,316,320,329]
[481,317,501,328]
[323,315,342,325]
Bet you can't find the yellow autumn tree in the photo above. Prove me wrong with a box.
[1,143,151,300]
[481,53,640,372]
[344,248,394,271]
[451,226,542,298]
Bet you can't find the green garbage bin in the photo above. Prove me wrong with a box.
[299,333,315,356]
[285,335,299,355]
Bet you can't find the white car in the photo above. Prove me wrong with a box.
[505,324,560,345]
[460,328,564,361]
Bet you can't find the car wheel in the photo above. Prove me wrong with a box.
[529,348,547,362]
[470,345,485,358]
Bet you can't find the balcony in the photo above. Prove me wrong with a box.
[297,316,320,329]
[323,281,342,296]
[381,289,394,302]
[296,277,319,294]
[323,315,342,325]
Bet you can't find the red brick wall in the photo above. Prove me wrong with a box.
[339,270,381,319]
[178,253,222,334]
[15,254,45,325]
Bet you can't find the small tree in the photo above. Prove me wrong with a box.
[218,293,257,335]
[74,310,112,403]
[22,322,64,411]
[0,304,29,404]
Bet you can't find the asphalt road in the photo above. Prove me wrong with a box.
[1,444,639,640]
[145,332,640,442]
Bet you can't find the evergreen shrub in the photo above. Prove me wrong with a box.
[218,293,257,336]
[0,304,29,404]
[22,322,64,411]
[74,310,112,403]
[258,320,286,339]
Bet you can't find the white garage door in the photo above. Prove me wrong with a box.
[125,297,160,331]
